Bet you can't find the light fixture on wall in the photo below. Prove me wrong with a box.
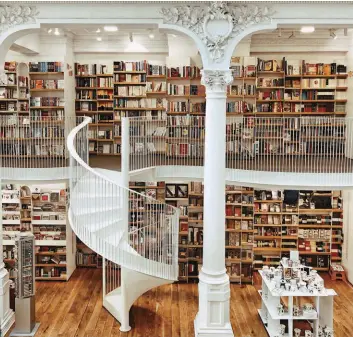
[330,29,337,39]
[104,25,118,32]
[124,32,148,52]
[47,28,52,34]
[300,26,315,33]
[148,30,155,39]
[96,28,101,33]
[54,28,60,36]
[97,37,102,41]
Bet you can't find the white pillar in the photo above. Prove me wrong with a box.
[119,118,131,332]
[194,69,234,337]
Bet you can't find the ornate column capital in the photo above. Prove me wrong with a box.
[0,5,38,33]
[161,1,273,64]
[201,69,233,93]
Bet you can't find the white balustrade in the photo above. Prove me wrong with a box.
[128,116,353,175]
[0,116,84,180]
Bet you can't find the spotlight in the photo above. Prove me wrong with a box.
[47,28,52,34]
[97,37,102,41]
[96,28,101,33]
[301,26,315,33]
[54,28,60,36]
[149,32,155,39]
[104,26,118,32]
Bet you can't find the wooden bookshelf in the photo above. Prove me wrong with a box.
[227,57,347,116]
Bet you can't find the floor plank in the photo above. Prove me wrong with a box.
[5,268,353,337]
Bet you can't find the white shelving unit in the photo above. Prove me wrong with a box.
[258,269,336,337]
[1,182,76,281]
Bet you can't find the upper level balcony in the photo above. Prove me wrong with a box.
[1,115,353,189]
[0,116,86,181]
[128,116,353,189]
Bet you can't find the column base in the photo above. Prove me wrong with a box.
[194,314,234,337]
[194,269,234,337]
[1,307,15,336]
[0,263,15,336]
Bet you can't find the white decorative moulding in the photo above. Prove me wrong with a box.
[0,5,38,33]
[201,69,233,92]
[161,1,273,63]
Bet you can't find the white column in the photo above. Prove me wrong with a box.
[119,118,131,332]
[194,69,234,337]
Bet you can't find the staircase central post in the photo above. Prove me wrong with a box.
[120,117,132,332]
[194,69,234,337]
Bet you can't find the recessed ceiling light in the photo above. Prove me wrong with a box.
[96,28,101,33]
[54,28,60,36]
[47,28,52,34]
[97,37,102,41]
[301,26,315,33]
[104,26,118,32]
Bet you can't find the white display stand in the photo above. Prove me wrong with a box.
[258,268,336,337]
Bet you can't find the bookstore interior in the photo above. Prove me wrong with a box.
[2,13,353,337]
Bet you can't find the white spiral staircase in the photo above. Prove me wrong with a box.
[67,117,179,331]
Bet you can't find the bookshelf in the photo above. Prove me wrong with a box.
[1,182,75,281]
[74,63,120,157]
[228,57,347,117]
[225,185,254,284]
[253,189,343,272]
[76,238,102,268]
[129,181,344,282]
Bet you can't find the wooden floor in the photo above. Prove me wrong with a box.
[7,268,353,337]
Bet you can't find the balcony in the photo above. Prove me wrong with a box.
[128,116,353,188]
[0,116,86,180]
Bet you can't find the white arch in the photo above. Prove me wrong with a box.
[0,23,41,70]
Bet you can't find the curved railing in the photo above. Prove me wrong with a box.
[128,116,353,187]
[67,116,179,280]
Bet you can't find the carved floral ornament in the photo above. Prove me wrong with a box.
[0,5,39,33]
[161,2,273,63]
[201,70,233,92]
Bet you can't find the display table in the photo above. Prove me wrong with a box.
[258,267,336,337]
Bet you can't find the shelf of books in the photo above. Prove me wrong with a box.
[0,61,30,116]
[1,182,76,281]
[228,56,347,116]
[74,63,120,156]
[128,181,343,282]
[76,238,102,268]
[225,185,254,284]
[167,66,205,116]
[253,189,343,272]
[29,62,65,120]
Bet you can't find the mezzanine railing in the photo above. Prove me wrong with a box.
[128,116,353,174]
[0,116,80,180]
